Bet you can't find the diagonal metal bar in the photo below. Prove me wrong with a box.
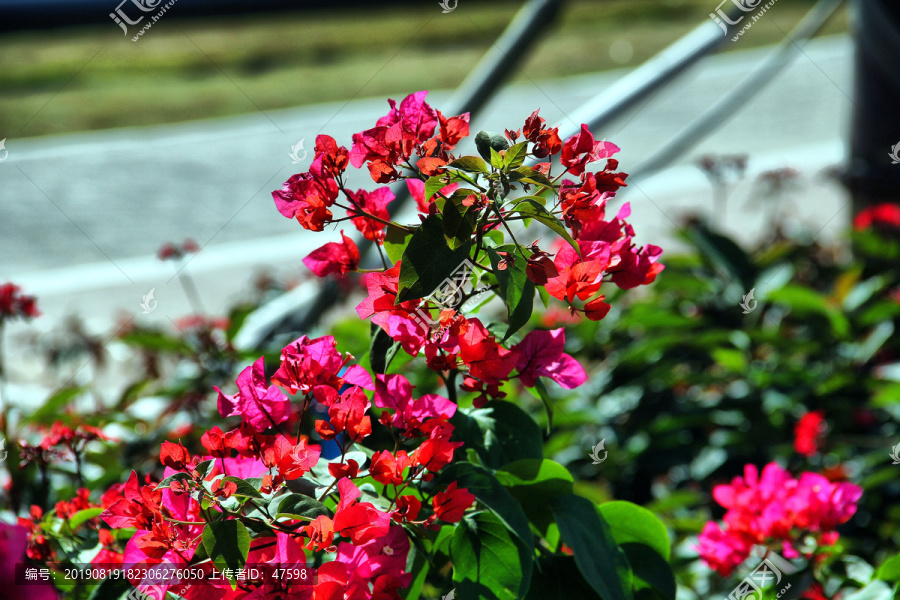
[235,0,564,350]
[625,0,845,183]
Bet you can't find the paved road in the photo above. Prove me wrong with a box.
[0,34,853,352]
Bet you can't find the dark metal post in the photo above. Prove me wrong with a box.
[846,0,900,210]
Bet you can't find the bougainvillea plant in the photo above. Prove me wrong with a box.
[1,91,872,600]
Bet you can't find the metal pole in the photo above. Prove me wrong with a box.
[846,0,900,211]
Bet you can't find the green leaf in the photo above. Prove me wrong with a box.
[397,213,473,303]
[451,511,532,600]
[438,463,534,555]
[487,245,535,340]
[525,555,601,600]
[551,494,632,600]
[450,401,543,470]
[511,198,580,256]
[120,330,192,354]
[201,520,250,575]
[683,220,756,291]
[503,141,528,170]
[495,459,574,518]
[598,501,670,561]
[490,146,505,170]
[876,554,900,581]
[274,494,332,519]
[442,190,478,250]
[534,378,554,433]
[448,156,489,174]
[511,166,554,188]
[67,508,103,529]
[155,472,191,490]
[22,386,84,425]
[370,322,401,374]
[424,172,468,203]
[219,476,263,498]
[766,284,850,338]
[620,543,676,600]
[384,223,414,264]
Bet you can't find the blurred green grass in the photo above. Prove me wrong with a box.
[0,0,847,138]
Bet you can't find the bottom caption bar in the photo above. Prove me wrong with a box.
[16,563,317,586]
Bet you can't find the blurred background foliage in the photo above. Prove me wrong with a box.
[0,0,847,138]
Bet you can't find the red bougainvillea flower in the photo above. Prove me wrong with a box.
[159,441,190,470]
[432,481,476,523]
[513,328,587,389]
[303,230,360,277]
[215,357,291,432]
[302,515,335,552]
[697,462,862,576]
[794,410,826,457]
[101,471,162,531]
[799,583,830,600]
[263,435,321,480]
[315,386,372,442]
[157,239,199,261]
[347,186,395,241]
[522,109,562,158]
[393,495,422,523]
[369,450,411,486]
[560,124,620,176]
[853,202,900,231]
[0,282,40,320]
[333,478,392,545]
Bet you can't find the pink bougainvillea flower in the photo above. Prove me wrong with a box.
[335,524,412,599]
[698,462,863,577]
[560,124,620,176]
[794,410,826,457]
[373,374,457,433]
[302,231,360,277]
[1,523,58,600]
[271,335,351,396]
[215,357,291,432]
[512,328,587,389]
